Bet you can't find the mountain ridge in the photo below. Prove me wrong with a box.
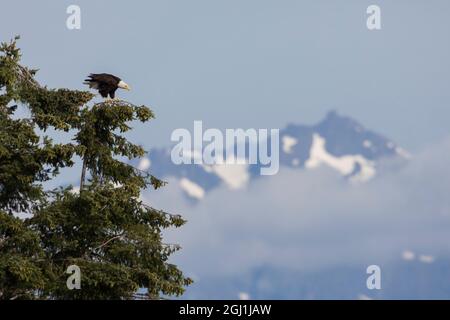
[136,111,409,199]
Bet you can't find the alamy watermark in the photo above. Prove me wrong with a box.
[65,4,381,31]
[66,5,81,30]
[366,265,381,290]
[66,264,81,290]
[171,121,280,176]
[367,5,381,30]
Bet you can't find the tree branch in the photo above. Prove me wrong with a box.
[94,233,125,250]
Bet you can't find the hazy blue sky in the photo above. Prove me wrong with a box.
[1,0,450,152]
[3,1,450,299]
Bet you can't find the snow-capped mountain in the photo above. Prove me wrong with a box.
[136,111,409,200]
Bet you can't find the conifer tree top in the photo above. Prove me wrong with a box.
[0,37,191,300]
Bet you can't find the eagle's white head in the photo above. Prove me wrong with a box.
[118,80,131,91]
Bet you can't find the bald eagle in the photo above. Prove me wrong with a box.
[84,73,130,99]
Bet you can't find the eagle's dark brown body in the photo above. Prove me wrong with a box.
[84,73,129,99]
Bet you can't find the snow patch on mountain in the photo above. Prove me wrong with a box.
[305,133,376,182]
[402,250,416,261]
[179,178,205,199]
[282,135,298,154]
[419,255,435,264]
[209,163,249,190]
[363,140,372,148]
[401,250,435,264]
[238,292,250,300]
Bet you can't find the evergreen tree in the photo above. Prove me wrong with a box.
[0,37,191,299]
